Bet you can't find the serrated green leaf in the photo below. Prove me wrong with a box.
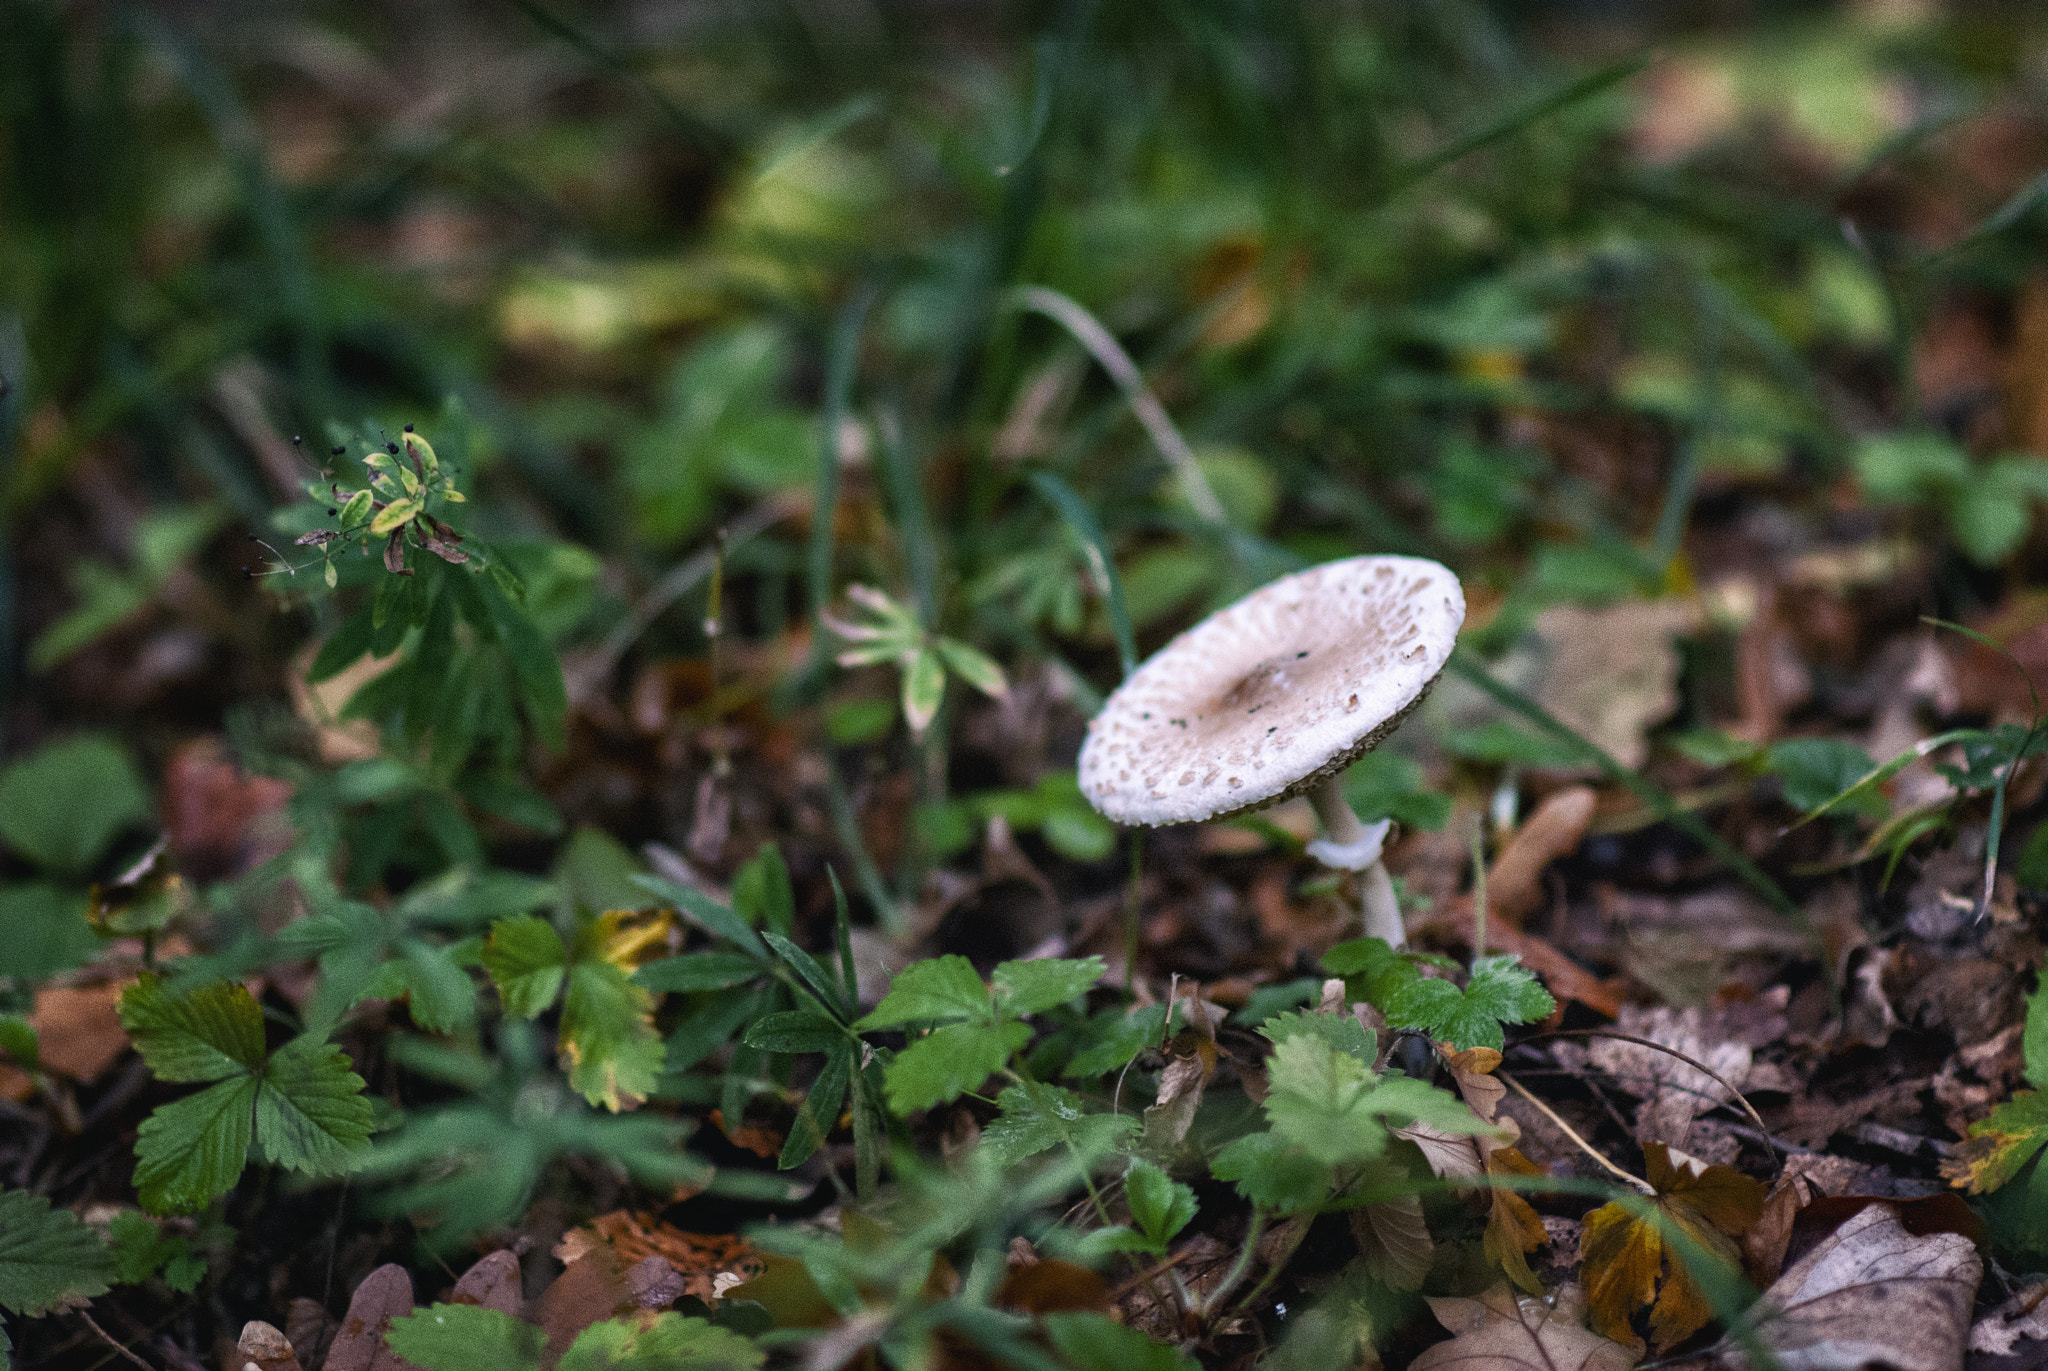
[935,638,1008,698]
[901,648,945,733]
[855,955,990,1029]
[1383,956,1554,1051]
[1263,1035,1488,1168]
[1209,1131,1332,1212]
[978,1084,1138,1166]
[882,1021,1030,1113]
[0,1190,116,1316]
[105,1211,202,1292]
[1061,1003,1170,1079]
[480,916,567,1019]
[1320,937,1423,1010]
[397,940,478,1033]
[385,1302,546,1371]
[1126,1161,1197,1248]
[992,956,1104,1016]
[634,951,762,993]
[743,1010,845,1055]
[558,1311,762,1371]
[258,1036,374,1175]
[118,977,267,1084]
[134,1075,260,1214]
[1946,1090,2048,1194]
[562,963,664,1111]
[1260,1009,1379,1067]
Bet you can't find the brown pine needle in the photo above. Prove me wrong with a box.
[1499,1070,1653,1194]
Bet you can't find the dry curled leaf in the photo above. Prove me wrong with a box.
[1570,991,1788,1151]
[1413,1282,1639,1371]
[1581,1143,1766,1352]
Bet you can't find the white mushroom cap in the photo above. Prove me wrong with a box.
[1078,555,1465,826]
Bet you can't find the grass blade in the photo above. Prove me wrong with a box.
[1029,470,1136,679]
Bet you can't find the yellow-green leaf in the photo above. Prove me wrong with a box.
[370,498,419,536]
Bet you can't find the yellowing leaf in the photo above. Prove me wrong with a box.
[370,498,419,536]
[1483,1147,1548,1296]
[1942,1089,2048,1194]
[1581,1143,1765,1351]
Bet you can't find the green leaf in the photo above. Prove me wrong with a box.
[1854,431,1969,503]
[370,497,419,535]
[1209,1131,1332,1212]
[634,951,763,994]
[0,1190,115,1315]
[2026,980,2048,1088]
[339,487,374,530]
[1041,805,1116,862]
[397,940,479,1033]
[882,1021,1030,1113]
[934,638,1008,698]
[742,1010,845,1055]
[1320,938,1423,1010]
[901,648,946,733]
[855,955,990,1029]
[1260,1009,1379,1067]
[118,977,267,1083]
[481,916,568,1018]
[257,1036,375,1175]
[992,956,1104,1017]
[0,883,98,980]
[308,607,376,683]
[780,1047,852,1170]
[134,1075,260,1214]
[731,845,795,935]
[385,1303,546,1371]
[1767,738,1882,817]
[1043,1311,1193,1371]
[978,1084,1138,1166]
[0,734,151,876]
[761,932,848,1021]
[0,1017,37,1073]
[1263,1035,1488,1168]
[1062,1003,1170,1079]
[476,572,567,743]
[561,963,665,1111]
[105,1211,203,1292]
[632,875,767,962]
[1382,956,1554,1051]
[1126,1160,1197,1248]
[1667,729,1763,767]
[557,1312,763,1371]
[1342,753,1453,832]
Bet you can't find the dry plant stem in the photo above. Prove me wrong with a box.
[77,1306,157,1371]
[1309,777,1405,948]
[1499,1071,1653,1194]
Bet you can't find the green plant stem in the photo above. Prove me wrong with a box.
[1192,1207,1269,1318]
[1123,830,1143,994]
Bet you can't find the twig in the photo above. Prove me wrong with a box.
[1011,286,1227,525]
[1523,1030,1778,1167]
[77,1306,157,1371]
[1499,1071,1652,1193]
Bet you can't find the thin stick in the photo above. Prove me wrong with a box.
[1012,286,1227,525]
[1499,1071,1652,1194]
[1522,1029,1778,1167]
[77,1307,157,1371]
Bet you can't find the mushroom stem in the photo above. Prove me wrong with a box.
[1306,778,1406,948]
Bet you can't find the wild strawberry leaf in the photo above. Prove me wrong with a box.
[560,962,665,1111]
[118,976,266,1083]
[856,955,992,1029]
[133,1076,261,1214]
[256,1035,376,1176]
[384,1302,546,1371]
[480,915,568,1019]
[992,955,1105,1017]
[0,1190,115,1317]
[1384,955,1556,1051]
[881,1021,1030,1113]
[557,1311,763,1371]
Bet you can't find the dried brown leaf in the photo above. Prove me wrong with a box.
[1716,1202,1980,1371]
[1413,1283,1639,1371]
[1351,1193,1436,1292]
[1483,1147,1549,1296]
[450,1250,524,1315]
[323,1264,422,1371]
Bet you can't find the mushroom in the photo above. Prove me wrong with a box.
[1077,555,1464,949]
